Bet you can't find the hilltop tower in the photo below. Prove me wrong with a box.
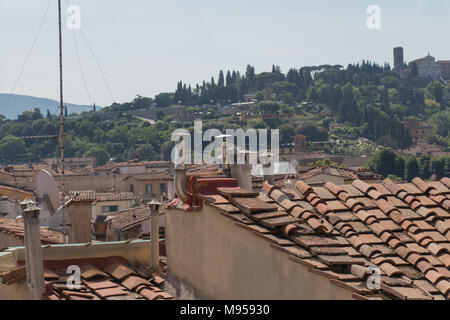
[394,47,404,72]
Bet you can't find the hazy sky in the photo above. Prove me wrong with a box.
[1,0,449,108]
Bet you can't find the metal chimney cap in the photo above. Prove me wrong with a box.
[148,199,162,213]
[148,199,162,206]
[20,198,36,206]
[23,205,42,212]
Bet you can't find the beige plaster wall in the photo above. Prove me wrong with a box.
[166,206,354,300]
[91,200,133,220]
[0,240,152,300]
[0,233,23,249]
[304,174,345,186]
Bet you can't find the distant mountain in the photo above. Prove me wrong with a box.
[0,93,98,119]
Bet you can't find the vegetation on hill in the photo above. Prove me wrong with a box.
[0,61,449,174]
[366,147,450,182]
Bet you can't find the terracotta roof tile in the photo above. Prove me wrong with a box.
[0,218,63,244]
[103,263,136,281]
[80,264,109,280]
[399,183,423,195]
[174,173,450,300]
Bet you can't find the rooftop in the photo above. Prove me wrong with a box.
[0,240,172,300]
[297,166,384,182]
[0,218,63,245]
[108,206,150,231]
[170,176,450,300]
[66,191,135,202]
[95,161,172,172]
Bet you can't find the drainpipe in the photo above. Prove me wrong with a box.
[174,163,189,203]
[21,202,45,300]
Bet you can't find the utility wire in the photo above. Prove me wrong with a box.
[64,0,93,106]
[65,0,115,104]
[2,0,53,116]
[79,29,115,103]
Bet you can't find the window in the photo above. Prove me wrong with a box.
[101,205,119,213]
[160,183,167,195]
[130,184,134,193]
[146,184,153,195]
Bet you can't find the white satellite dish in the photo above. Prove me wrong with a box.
[36,170,60,216]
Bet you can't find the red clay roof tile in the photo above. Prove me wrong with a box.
[80,264,109,280]
[182,174,450,300]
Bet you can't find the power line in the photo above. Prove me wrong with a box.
[2,0,53,116]
[79,29,115,103]
[64,0,93,106]
[65,0,115,104]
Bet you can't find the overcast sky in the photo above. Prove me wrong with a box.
[1,0,449,107]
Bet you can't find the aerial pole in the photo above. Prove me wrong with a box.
[58,0,67,243]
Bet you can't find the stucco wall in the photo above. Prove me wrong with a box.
[0,173,174,201]
[68,202,92,244]
[91,200,133,220]
[305,174,345,186]
[166,206,354,300]
[0,240,153,300]
[0,233,23,249]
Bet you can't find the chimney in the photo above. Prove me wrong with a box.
[21,200,45,300]
[230,150,253,191]
[148,199,162,273]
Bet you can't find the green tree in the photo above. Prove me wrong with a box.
[0,135,26,163]
[426,81,444,102]
[84,146,110,166]
[404,156,420,182]
[418,154,432,179]
[366,148,398,178]
[296,122,328,142]
[279,124,296,145]
[429,111,450,137]
[161,141,175,161]
[154,93,172,108]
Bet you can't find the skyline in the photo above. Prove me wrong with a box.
[1,0,450,108]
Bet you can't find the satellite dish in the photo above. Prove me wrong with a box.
[36,170,60,216]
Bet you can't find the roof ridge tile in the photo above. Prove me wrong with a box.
[412,177,435,194]
[295,181,313,196]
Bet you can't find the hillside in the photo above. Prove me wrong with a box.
[0,93,96,119]
[0,62,448,181]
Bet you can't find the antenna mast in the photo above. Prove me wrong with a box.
[58,0,67,243]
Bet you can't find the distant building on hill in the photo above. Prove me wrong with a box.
[403,119,433,141]
[394,47,449,80]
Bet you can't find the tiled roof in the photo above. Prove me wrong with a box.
[0,184,34,196]
[123,173,173,181]
[0,218,63,244]
[1,257,173,300]
[67,191,134,202]
[2,164,94,177]
[297,166,383,182]
[171,176,450,300]
[96,161,172,171]
[95,162,124,171]
[186,163,221,176]
[109,207,150,231]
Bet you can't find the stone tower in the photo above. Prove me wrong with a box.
[394,47,404,72]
